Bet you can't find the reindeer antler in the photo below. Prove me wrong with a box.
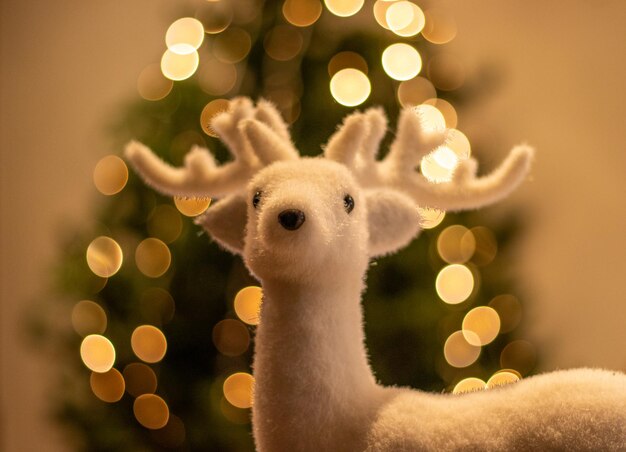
[125,97,297,198]
[325,106,533,211]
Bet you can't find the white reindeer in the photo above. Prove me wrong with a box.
[126,98,626,451]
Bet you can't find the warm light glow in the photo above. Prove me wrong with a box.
[135,238,171,278]
[80,334,116,373]
[324,0,364,17]
[147,205,183,244]
[139,287,176,326]
[197,58,237,96]
[137,63,173,101]
[196,1,233,34]
[123,362,158,397]
[223,372,254,409]
[436,264,474,304]
[90,368,125,403]
[428,54,465,91]
[234,286,263,325]
[397,77,436,108]
[200,98,231,137]
[452,377,486,395]
[373,0,393,29]
[486,370,520,389]
[387,1,425,37]
[212,319,251,356]
[283,0,323,27]
[134,394,170,429]
[327,51,368,77]
[417,207,445,229]
[423,98,458,129]
[161,49,199,81]
[500,340,536,376]
[131,325,167,363]
[72,300,107,337]
[165,18,205,55]
[446,128,471,159]
[462,306,501,346]
[174,196,212,216]
[470,226,498,266]
[413,104,446,131]
[86,236,123,278]
[422,8,457,44]
[220,397,251,424]
[264,25,303,61]
[330,68,371,107]
[213,28,252,63]
[93,155,128,196]
[382,43,421,81]
[489,294,521,333]
[151,415,186,448]
[444,330,480,368]
[420,147,459,183]
[437,225,475,264]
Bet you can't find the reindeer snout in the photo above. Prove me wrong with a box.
[278,209,305,231]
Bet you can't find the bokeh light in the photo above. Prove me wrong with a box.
[234,286,263,325]
[486,370,520,389]
[382,43,421,81]
[135,238,171,278]
[160,49,199,81]
[72,300,107,337]
[423,98,458,129]
[428,54,465,91]
[200,98,231,137]
[139,287,176,326]
[174,196,212,216]
[151,415,186,448]
[324,0,364,17]
[93,155,128,196]
[414,104,446,131]
[223,372,254,409]
[165,18,204,55]
[220,397,251,424]
[500,340,536,376]
[197,58,238,96]
[417,207,445,229]
[397,77,436,108]
[444,330,480,368]
[86,236,123,278]
[195,1,233,34]
[90,368,125,403]
[437,225,475,264]
[147,204,183,244]
[462,306,500,346]
[283,0,323,27]
[387,1,425,37]
[489,294,522,333]
[134,394,170,429]
[420,146,459,183]
[446,128,471,159]
[436,264,474,304]
[213,28,252,63]
[264,25,303,61]
[328,51,368,76]
[373,0,393,29]
[80,334,116,373]
[131,325,167,363]
[422,8,457,44]
[123,362,158,397]
[452,377,486,395]
[471,226,498,266]
[330,68,371,107]
[137,63,173,101]
[212,319,250,356]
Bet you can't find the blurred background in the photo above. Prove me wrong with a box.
[1,0,625,450]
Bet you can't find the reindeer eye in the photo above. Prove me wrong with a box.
[343,194,354,213]
[252,191,262,209]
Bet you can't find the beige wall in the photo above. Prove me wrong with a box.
[1,1,625,450]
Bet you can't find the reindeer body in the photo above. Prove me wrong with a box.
[126,98,626,451]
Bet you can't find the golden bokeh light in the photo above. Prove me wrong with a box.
[397,77,436,108]
[447,128,471,159]
[223,372,254,409]
[423,98,458,129]
[134,394,170,429]
[161,49,199,81]
[234,286,263,325]
[137,63,173,101]
[470,226,498,266]
[195,1,233,34]
[174,196,212,216]
[486,370,520,389]
[436,264,474,304]
[373,0,393,29]
[200,98,231,137]
[382,43,421,81]
[452,377,486,395]
[422,8,457,44]
[500,340,536,376]
[139,287,176,326]
[86,236,123,278]
[428,54,465,91]
[417,207,445,230]
[327,51,368,77]
[329,68,371,107]
[488,294,522,333]
[420,147,459,183]
[264,25,303,61]
[151,415,186,448]
[213,28,252,64]
[147,204,183,244]
[72,300,107,337]
[220,397,251,424]
[324,0,364,17]
[165,18,205,55]
[197,58,238,96]
[462,306,501,346]
[413,104,446,131]
[213,319,251,356]
[93,155,128,196]
[443,330,480,368]
[437,225,475,264]
[123,362,158,397]
[80,334,116,373]
[90,368,125,403]
[131,325,168,363]
[387,1,425,37]
[135,238,171,278]
[283,0,323,27]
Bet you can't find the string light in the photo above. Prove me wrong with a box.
[436,264,474,304]
[452,377,486,395]
[283,0,323,27]
[160,49,199,81]
[330,68,371,107]
[165,18,205,55]
[324,0,364,17]
[90,368,125,403]
[443,330,480,368]
[86,236,123,278]
[137,63,173,101]
[80,334,116,373]
[135,238,171,278]
[72,300,107,337]
[382,43,422,81]
[234,286,263,325]
[123,363,158,397]
[131,325,168,363]
[93,155,128,196]
[223,372,254,409]
[462,306,501,346]
[134,394,170,429]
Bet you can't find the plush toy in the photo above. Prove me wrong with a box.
[126,98,626,451]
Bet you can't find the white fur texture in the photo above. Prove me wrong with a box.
[124,99,626,451]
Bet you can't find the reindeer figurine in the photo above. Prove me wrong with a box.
[126,98,626,451]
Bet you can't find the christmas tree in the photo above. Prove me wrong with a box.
[34,1,536,450]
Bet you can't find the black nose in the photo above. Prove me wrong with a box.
[278,209,305,231]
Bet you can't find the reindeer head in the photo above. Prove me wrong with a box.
[126,98,532,285]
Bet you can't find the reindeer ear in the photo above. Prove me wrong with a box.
[365,189,422,258]
[195,194,247,255]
